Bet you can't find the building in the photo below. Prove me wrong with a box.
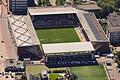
[42,42,96,67]
[28,7,79,28]
[8,15,42,60]
[107,12,120,46]
[76,3,101,11]
[76,10,109,54]
[9,0,28,15]
[27,7,109,67]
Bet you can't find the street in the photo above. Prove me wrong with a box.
[97,57,120,80]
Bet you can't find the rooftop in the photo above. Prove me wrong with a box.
[42,42,95,54]
[8,15,40,47]
[76,10,108,42]
[83,13,108,42]
[107,12,120,32]
[76,4,101,11]
[28,7,76,15]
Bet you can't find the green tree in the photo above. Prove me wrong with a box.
[38,0,51,6]
[114,0,120,10]
[96,0,117,18]
[38,0,42,6]
[73,0,80,4]
[56,0,66,6]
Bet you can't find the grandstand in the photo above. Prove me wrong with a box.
[76,10,110,54]
[28,7,79,28]
[43,42,97,67]
[8,15,42,60]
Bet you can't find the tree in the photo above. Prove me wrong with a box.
[96,0,117,18]
[38,0,42,6]
[38,0,51,6]
[114,0,120,10]
[73,0,80,4]
[56,0,66,6]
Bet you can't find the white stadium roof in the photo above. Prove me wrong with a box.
[42,42,95,54]
[28,7,76,15]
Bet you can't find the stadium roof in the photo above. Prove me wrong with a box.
[8,15,40,47]
[76,10,108,42]
[42,42,95,54]
[28,7,76,15]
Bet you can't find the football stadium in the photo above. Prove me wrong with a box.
[7,6,109,67]
[27,7,107,67]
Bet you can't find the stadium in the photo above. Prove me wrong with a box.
[27,7,108,67]
[7,6,109,67]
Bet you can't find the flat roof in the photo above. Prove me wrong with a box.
[76,10,108,42]
[8,15,40,47]
[42,42,95,54]
[83,13,108,41]
[107,12,120,32]
[28,7,76,15]
[77,4,101,11]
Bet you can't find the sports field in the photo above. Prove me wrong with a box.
[36,28,80,44]
[69,65,108,80]
[26,65,66,74]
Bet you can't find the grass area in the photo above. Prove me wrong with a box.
[26,65,66,74]
[69,65,108,80]
[36,28,80,44]
[49,73,63,80]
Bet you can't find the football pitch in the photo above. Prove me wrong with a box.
[36,28,80,44]
[69,65,108,80]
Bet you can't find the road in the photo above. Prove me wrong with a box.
[97,57,120,80]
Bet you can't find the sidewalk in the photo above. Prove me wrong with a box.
[97,57,120,80]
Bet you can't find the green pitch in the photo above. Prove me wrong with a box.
[36,28,80,44]
[69,65,108,80]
